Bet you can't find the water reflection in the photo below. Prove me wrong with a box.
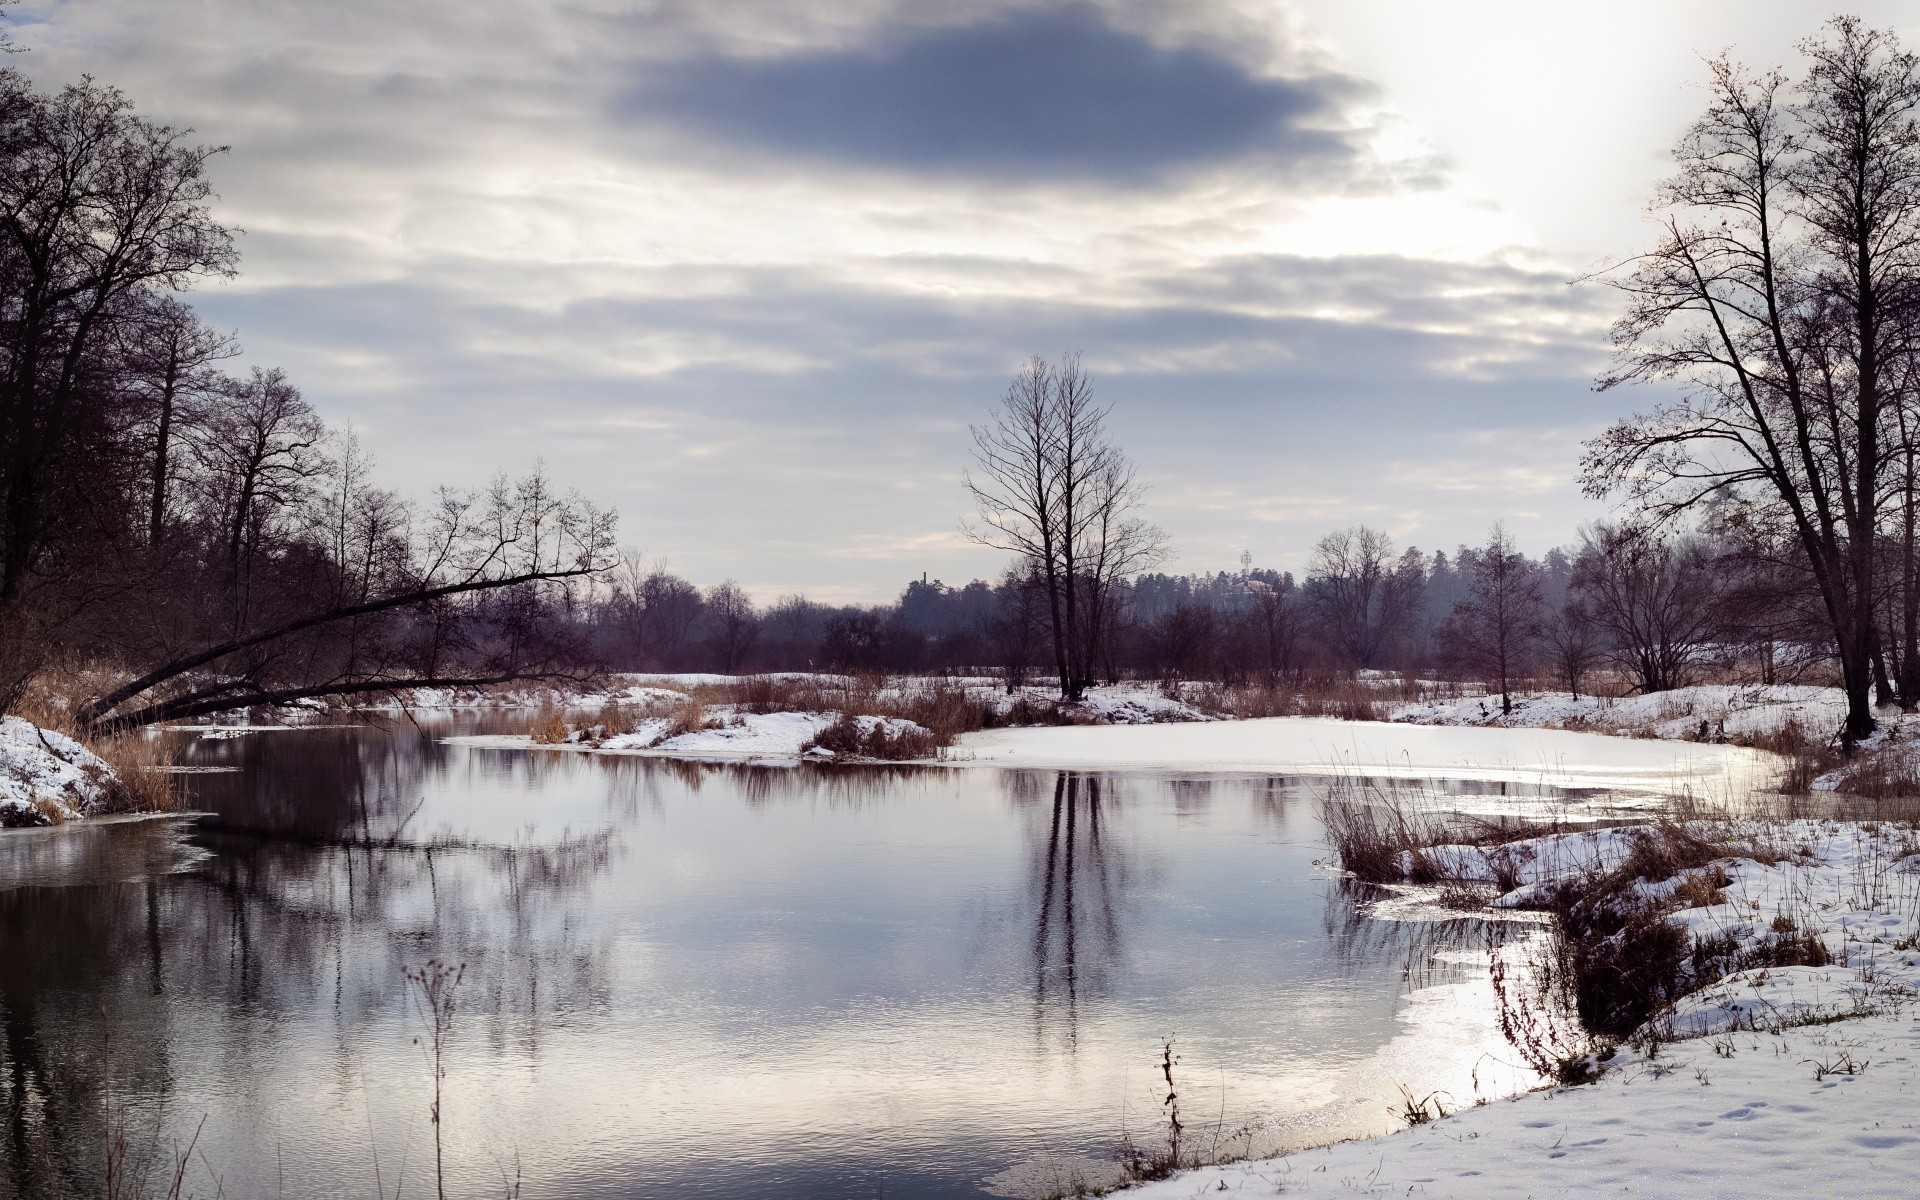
[1030,776,1125,1045]
[0,722,1573,1199]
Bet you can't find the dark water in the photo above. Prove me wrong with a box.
[0,719,1546,1199]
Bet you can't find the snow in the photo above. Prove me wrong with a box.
[450,711,934,764]
[1131,814,1920,1198]
[947,717,1781,795]
[1392,684,1844,743]
[1126,1007,1920,1198]
[0,717,113,826]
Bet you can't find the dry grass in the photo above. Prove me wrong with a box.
[1315,775,1561,885]
[662,696,715,739]
[801,713,939,761]
[1187,674,1390,721]
[661,674,1057,748]
[90,733,181,815]
[7,681,181,815]
[528,705,571,744]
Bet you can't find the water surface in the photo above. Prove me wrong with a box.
[0,718,1557,1198]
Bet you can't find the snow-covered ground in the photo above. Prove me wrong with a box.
[948,717,1781,795]
[450,710,933,764]
[1130,814,1920,1197]
[1391,683,1845,743]
[0,716,114,825]
[1129,1006,1920,1198]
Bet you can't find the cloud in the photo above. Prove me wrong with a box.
[624,5,1369,185]
[2,0,1623,597]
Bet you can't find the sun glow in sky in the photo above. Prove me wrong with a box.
[11,0,1906,601]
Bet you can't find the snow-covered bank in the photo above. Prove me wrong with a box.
[0,717,114,826]
[1130,812,1920,1198]
[1128,1006,1920,1198]
[449,711,935,764]
[947,717,1780,795]
[1391,683,1843,742]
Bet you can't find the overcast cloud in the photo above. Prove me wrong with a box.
[9,0,1902,601]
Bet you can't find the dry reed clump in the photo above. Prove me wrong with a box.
[677,674,1036,746]
[1825,752,1920,801]
[801,714,939,761]
[1186,674,1396,721]
[1315,776,1560,885]
[1524,822,1799,1040]
[90,733,181,814]
[528,705,571,745]
[1297,675,1382,721]
[663,697,715,739]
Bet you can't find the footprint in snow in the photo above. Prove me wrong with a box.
[1855,1135,1914,1149]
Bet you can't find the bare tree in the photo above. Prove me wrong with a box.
[965,354,1155,699]
[1076,454,1167,686]
[1542,598,1603,700]
[966,357,1068,690]
[1584,20,1920,744]
[0,75,237,598]
[1306,527,1424,669]
[1246,573,1303,682]
[117,295,237,545]
[1437,524,1544,714]
[985,565,1045,693]
[189,367,324,622]
[702,580,758,674]
[76,468,617,731]
[1572,524,1724,695]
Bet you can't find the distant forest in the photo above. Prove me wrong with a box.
[588,519,1791,716]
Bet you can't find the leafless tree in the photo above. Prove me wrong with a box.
[1572,524,1724,695]
[965,353,1155,699]
[189,367,324,620]
[985,564,1046,693]
[1437,524,1544,714]
[116,295,237,545]
[702,580,758,673]
[1306,527,1424,669]
[1542,599,1603,700]
[76,467,617,731]
[1246,574,1303,682]
[0,73,236,702]
[1584,20,1920,744]
[1076,454,1168,686]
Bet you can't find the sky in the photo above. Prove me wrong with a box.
[8,0,1913,603]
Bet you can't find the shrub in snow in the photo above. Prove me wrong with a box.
[801,714,936,761]
[0,717,113,826]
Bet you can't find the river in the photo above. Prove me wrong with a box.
[0,716,1594,1198]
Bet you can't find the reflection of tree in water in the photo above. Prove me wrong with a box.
[0,725,625,1196]
[1029,774,1128,1046]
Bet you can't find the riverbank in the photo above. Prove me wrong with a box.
[1126,807,1920,1197]
[1128,1004,1920,1198]
[0,716,121,826]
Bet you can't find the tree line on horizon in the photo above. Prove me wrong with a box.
[583,517,1798,715]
